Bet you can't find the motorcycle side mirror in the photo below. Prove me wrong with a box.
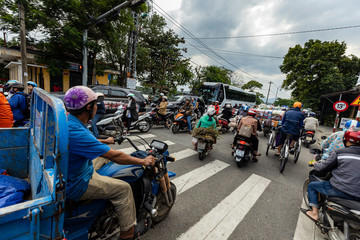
[309,148,322,155]
[321,136,327,140]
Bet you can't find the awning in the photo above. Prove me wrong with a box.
[4,61,47,69]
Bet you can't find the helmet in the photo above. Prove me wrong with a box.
[64,86,98,110]
[160,93,164,96]
[96,92,105,100]
[243,106,250,112]
[127,93,135,98]
[309,112,315,117]
[343,128,360,144]
[215,101,219,104]
[207,107,216,116]
[27,81,37,87]
[248,109,257,116]
[4,80,19,90]
[163,96,167,100]
[226,104,231,108]
[344,120,360,130]
[293,102,302,108]
[11,82,25,90]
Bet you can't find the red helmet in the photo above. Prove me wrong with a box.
[248,109,257,116]
[343,128,360,144]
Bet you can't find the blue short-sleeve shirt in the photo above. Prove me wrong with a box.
[66,114,111,200]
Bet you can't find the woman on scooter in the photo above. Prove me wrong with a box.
[196,107,217,129]
[157,96,169,128]
[302,127,360,222]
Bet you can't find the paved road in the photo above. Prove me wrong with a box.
[113,127,327,240]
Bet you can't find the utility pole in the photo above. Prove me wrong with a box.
[274,87,280,104]
[265,81,273,105]
[127,11,139,87]
[18,0,28,83]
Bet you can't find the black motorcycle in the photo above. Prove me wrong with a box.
[301,130,316,148]
[149,108,174,128]
[302,149,360,240]
[232,136,254,168]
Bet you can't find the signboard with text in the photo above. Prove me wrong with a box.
[333,101,349,112]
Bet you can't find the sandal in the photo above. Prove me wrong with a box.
[300,208,319,223]
[274,152,280,157]
[133,218,149,239]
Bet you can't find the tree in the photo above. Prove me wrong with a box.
[280,39,360,110]
[241,80,263,91]
[274,98,293,107]
[255,92,264,105]
[201,65,232,84]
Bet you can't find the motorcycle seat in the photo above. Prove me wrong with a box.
[328,197,360,211]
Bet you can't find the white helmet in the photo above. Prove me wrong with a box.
[160,93,164,96]
[163,96,167,100]
[127,93,135,98]
[207,107,216,116]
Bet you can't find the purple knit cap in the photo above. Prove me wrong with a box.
[64,86,97,110]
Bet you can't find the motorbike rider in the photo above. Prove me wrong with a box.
[64,86,155,240]
[221,103,233,122]
[181,98,194,132]
[232,109,262,161]
[157,96,169,128]
[196,107,217,129]
[8,82,29,127]
[302,112,319,136]
[0,91,14,128]
[275,102,305,156]
[3,80,19,99]
[91,92,106,138]
[122,93,138,136]
[302,127,360,222]
[214,101,220,115]
[26,81,37,95]
[156,93,164,106]
[320,120,360,161]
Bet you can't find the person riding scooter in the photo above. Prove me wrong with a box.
[232,109,262,161]
[221,103,233,122]
[181,98,194,132]
[301,127,360,222]
[64,86,155,240]
[122,93,139,136]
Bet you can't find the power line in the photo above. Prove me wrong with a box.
[184,24,360,40]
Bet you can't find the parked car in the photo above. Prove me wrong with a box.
[91,85,147,112]
[167,95,205,115]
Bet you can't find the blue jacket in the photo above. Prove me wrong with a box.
[281,107,305,136]
[8,92,27,121]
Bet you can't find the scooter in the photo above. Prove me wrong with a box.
[218,114,231,133]
[148,108,174,128]
[171,109,196,134]
[303,149,360,240]
[116,107,152,133]
[302,130,316,148]
[64,137,177,239]
[89,114,124,138]
[232,135,254,168]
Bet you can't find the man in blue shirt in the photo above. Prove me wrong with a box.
[275,102,305,156]
[8,82,28,126]
[64,86,155,240]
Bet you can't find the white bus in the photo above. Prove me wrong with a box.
[197,82,256,106]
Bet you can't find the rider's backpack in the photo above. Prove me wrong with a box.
[17,92,31,119]
[238,124,252,138]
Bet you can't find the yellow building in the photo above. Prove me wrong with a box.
[0,47,117,92]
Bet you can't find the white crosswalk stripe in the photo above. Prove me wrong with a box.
[119,140,175,154]
[127,133,156,141]
[177,174,271,240]
[171,149,198,162]
[172,160,229,195]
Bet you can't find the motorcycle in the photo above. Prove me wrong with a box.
[303,149,360,240]
[149,108,174,129]
[232,136,254,168]
[218,114,231,133]
[64,137,177,239]
[171,109,196,134]
[116,107,152,133]
[302,130,316,148]
[89,113,124,138]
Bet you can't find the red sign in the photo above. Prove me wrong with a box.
[333,101,349,112]
[350,95,360,106]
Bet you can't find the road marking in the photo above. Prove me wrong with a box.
[119,140,175,154]
[171,149,198,162]
[172,160,229,194]
[127,134,156,141]
[177,174,271,240]
[293,199,325,240]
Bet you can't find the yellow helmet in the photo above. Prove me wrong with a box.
[293,102,302,108]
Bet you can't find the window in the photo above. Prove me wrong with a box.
[93,89,109,96]
[111,90,127,97]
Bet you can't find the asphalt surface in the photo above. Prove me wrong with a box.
[112,126,323,240]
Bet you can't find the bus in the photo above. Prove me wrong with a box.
[198,82,257,106]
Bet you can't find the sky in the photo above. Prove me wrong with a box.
[152,0,360,99]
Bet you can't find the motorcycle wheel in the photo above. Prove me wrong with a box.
[349,230,360,240]
[264,131,268,137]
[304,142,309,148]
[139,121,151,133]
[198,151,205,160]
[172,124,179,134]
[303,178,310,209]
[152,182,177,224]
[166,118,173,129]
[236,158,245,168]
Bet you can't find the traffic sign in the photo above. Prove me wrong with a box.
[350,95,360,106]
[333,101,349,112]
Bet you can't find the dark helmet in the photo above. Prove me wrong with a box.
[11,82,25,90]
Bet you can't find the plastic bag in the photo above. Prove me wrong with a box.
[0,174,30,208]
[238,124,252,138]
[192,137,198,145]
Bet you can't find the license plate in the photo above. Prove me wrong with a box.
[236,149,245,157]
[198,141,206,149]
[306,136,312,141]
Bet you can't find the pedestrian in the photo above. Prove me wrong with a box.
[123,93,138,135]
[91,93,106,138]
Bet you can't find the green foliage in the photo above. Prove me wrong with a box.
[255,92,264,105]
[242,80,263,91]
[280,39,360,110]
[274,97,293,107]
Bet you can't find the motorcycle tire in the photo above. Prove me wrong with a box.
[304,142,309,148]
[166,118,173,129]
[139,121,151,133]
[236,159,245,168]
[303,178,310,209]
[172,124,179,134]
[349,229,360,240]
[198,152,205,160]
[152,182,177,224]
[264,132,268,137]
